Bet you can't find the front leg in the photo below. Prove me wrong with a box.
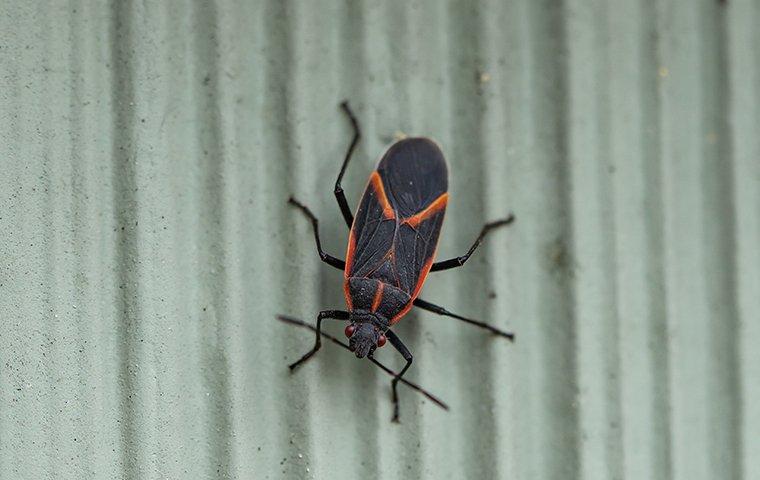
[384,330,413,423]
[289,197,345,270]
[288,310,350,371]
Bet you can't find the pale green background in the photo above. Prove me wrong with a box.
[1,1,757,479]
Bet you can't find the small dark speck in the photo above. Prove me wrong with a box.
[203,307,207,312]
[487,290,497,299]
[203,74,211,85]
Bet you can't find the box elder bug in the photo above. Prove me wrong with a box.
[280,101,515,422]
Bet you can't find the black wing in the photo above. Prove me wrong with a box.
[377,138,448,217]
[346,138,448,296]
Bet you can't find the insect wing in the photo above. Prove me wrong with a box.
[394,197,447,294]
[346,138,448,299]
[345,172,397,279]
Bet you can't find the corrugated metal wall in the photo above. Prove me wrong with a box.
[1,1,757,479]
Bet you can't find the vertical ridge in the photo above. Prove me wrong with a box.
[524,1,580,479]
[727,2,760,479]
[656,2,713,478]
[108,1,141,476]
[567,1,624,479]
[68,1,94,473]
[487,0,529,477]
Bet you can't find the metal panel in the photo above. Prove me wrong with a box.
[1,1,756,479]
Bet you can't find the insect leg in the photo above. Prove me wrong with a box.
[384,330,413,423]
[334,101,361,229]
[413,298,515,341]
[430,215,515,272]
[288,309,350,371]
[277,315,450,411]
[288,197,346,270]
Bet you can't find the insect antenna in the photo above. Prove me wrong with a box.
[276,315,449,412]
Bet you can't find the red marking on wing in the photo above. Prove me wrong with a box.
[370,171,395,220]
[390,252,436,324]
[403,193,449,228]
[343,233,357,310]
[371,282,385,313]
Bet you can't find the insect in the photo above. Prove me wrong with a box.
[284,101,515,422]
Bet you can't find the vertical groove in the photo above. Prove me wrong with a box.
[192,1,234,477]
[596,3,624,478]
[700,2,742,479]
[568,0,623,478]
[641,0,672,478]
[526,1,579,478]
[657,1,713,478]
[68,0,97,475]
[446,1,498,478]
[548,0,580,477]
[108,1,140,477]
[261,1,315,477]
[729,3,760,479]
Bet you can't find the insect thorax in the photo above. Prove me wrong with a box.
[348,310,389,330]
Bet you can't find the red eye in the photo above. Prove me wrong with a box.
[344,324,356,338]
[377,334,387,348]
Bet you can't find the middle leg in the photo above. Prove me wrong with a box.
[413,297,514,340]
[430,215,515,272]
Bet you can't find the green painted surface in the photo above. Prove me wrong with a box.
[1,1,757,479]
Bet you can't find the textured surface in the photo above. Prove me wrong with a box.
[1,1,757,479]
